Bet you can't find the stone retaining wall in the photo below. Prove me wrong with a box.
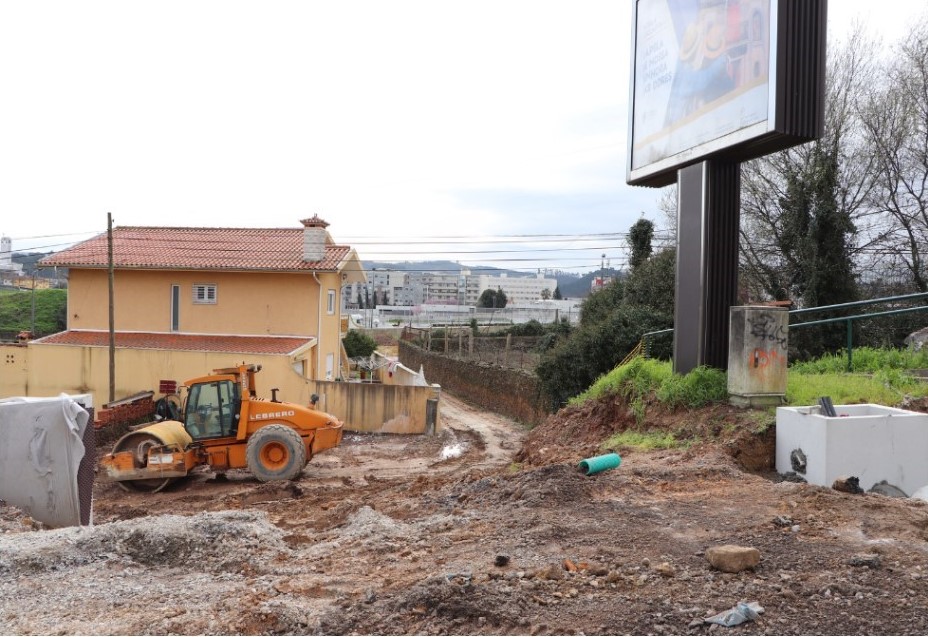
[399,341,548,426]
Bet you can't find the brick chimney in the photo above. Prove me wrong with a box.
[300,215,329,262]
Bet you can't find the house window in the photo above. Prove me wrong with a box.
[193,284,217,304]
[327,289,336,315]
[170,285,180,331]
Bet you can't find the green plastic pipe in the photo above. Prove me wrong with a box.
[578,453,621,476]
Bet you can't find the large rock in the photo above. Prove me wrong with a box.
[832,476,864,494]
[904,326,928,350]
[706,545,761,573]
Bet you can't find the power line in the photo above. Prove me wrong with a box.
[9,231,103,241]
[16,227,654,275]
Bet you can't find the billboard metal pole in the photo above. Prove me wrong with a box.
[674,160,741,374]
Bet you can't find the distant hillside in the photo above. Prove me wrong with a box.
[12,252,55,276]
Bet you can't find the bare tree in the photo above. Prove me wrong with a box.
[860,19,928,292]
[738,28,878,304]
[655,184,677,240]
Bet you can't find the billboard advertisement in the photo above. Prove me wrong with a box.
[628,0,775,185]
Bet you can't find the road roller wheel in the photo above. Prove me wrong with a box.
[117,477,173,492]
[111,430,177,493]
[245,424,306,482]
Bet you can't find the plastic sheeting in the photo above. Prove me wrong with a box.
[0,395,91,528]
[704,601,765,627]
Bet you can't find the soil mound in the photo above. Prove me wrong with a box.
[517,395,777,472]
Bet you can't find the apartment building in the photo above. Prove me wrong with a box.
[343,267,557,308]
[462,271,558,305]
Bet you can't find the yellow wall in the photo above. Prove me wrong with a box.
[62,268,350,383]
[68,269,324,336]
[0,344,440,435]
[9,277,51,290]
[0,346,29,394]
[314,271,343,380]
[4,343,303,403]
[307,380,441,434]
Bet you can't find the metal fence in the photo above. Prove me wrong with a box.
[638,293,928,370]
[402,327,546,371]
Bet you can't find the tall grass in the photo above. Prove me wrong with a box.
[656,366,728,408]
[789,346,928,374]
[570,357,672,406]
[569,347,928,411]
[570,358,726,410]
[601,430,682,451]
[785,366,927,406]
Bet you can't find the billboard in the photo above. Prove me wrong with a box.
[627,0,824,187]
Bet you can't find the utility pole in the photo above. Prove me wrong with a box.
[600,253,606,290]
[30,272,36,336]
[107,212,116,403]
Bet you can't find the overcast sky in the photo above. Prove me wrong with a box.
[1,1,924,273]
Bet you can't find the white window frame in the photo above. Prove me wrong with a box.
[327,289,336,315]
[325,353,334,380]
[193,283,218,305]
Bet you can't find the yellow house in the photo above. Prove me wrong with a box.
[26,216,367,402]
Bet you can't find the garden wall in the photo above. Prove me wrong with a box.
[399,341,548,426]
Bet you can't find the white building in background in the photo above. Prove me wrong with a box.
[342,266,559,309]
[407,270,464,305]
[464,270,558,305]
[369,268,408,305]
[0,236,24,280]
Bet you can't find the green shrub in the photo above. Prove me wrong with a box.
[535,332,559,353]
[536,305,671,408]
[535,242,674,409]
[505,319,546,337]
[571,359,725,411]
[578,279,625,327]
[343,330,377,358]
[656,366,728,408]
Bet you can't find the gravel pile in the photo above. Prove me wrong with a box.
[0,510,294,635]
[0,500,45,534]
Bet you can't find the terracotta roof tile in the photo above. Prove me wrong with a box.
[39,226,351,272]
[34,331,314,355]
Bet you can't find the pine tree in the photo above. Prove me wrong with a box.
[627,218,654,271]
[779,142,858,356]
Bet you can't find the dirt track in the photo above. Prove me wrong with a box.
[3,392,928,635]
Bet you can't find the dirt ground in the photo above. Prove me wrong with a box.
[3,392,928,635]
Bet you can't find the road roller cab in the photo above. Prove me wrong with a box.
[100,364,343,491]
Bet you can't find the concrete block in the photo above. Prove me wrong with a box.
[776,404,928,496]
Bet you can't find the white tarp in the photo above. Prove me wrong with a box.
[0,395,90,528]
